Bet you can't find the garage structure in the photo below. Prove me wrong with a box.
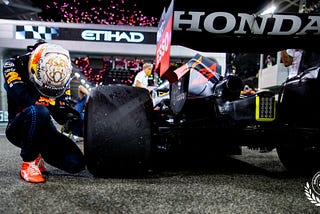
[0,18,226,121]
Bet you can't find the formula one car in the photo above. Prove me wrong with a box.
[83,53,320,177]
[83,0,320,177]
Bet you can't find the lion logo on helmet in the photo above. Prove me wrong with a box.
[29,43,72,98]
[43,53,71,86]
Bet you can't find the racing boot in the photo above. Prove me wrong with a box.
[20,155,45,183]
[35,154,46,173]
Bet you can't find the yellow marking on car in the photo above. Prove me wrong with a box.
[255,95,275,121]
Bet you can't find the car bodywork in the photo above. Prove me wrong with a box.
[83,0,320,177]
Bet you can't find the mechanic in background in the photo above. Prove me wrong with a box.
[132,62,153,90]
[265,54,275,68]
[2,40,85,183]
[281,49,303,79]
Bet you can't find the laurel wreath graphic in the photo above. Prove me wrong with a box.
[305,182,320,206]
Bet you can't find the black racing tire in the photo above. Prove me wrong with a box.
[276,132,320,176]
[84,84,153,177]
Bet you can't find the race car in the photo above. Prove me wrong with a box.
[82,0,320,177]
[82,52,320,177]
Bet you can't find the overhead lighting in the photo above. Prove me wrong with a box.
[260,5,277,15]
[2,0,10,5]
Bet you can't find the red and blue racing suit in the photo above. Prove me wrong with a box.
[2,53,85,173]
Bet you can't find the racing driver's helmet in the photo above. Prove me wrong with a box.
[28,43,72,98]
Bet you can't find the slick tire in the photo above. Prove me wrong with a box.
[276,132,320,176]
[84,84,153,177]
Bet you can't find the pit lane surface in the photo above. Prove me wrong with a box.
[0,123,318,214]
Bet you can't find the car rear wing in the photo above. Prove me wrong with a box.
[155,0,320,78]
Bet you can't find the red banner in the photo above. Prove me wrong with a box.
[155,0,174,77]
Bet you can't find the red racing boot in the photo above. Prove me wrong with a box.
[35,154,46,173]
[20,155,45,183]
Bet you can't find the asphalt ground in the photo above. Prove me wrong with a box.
[0,122,319,214]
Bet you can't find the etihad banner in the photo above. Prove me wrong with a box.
[15,25,156,44]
